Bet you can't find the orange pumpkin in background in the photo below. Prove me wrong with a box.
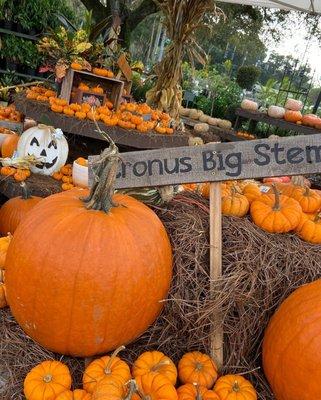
[1,133,19,157]
[177,384,220,400]
[0,183,42,235]
[263,280,321,400]
[284,110,302,123]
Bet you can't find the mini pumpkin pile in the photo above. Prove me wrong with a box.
[184,178,321,244]
[23,349,257,400]
[179,107,232,131]
[236,131,256,140]
[0,104,22,122]
[0,165,31,182]
[70,61,114,78]
[26,86,57,103]
[52,163,75,191]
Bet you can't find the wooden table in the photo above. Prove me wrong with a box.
[235,108,321,136]
[182,116,246,142]
[14,94,190,150]
[0,174,62,199]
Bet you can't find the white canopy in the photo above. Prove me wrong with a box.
[218,0,321,13]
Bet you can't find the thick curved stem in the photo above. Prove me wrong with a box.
[104,345,126,374]
[82,116,121,213]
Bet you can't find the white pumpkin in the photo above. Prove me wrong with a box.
[199,114,210,123]
[194,123,209,133]
[17,124,68,176]
[208,117,220,126]
[218,119,232,129]
[188,109,200,120]
[268,105,285,119]
[285,98,303,111]
[241,99,258,111]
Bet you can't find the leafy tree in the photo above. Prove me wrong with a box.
[236,65,261,90]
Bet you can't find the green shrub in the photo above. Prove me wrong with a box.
[236,65,261,90]
[131,72,154,103]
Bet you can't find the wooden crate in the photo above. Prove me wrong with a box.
[60,69,125,110]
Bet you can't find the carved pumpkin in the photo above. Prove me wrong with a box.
[177,384,220,400]
[133,351,177,385]
[1,133,19,158]
[221,188,249,217]
[291,186,321,213]
[56,389,91,400]
[135,372,178,400]
[83,346,131,393]
[5,148,173,356]
[263,280,321,400]
[178,352,218,389]
[296,212,321,244]
[213,375,257,400]
[0,183,42,234]
[24,360,72,400]
[17,124,69,176]
[284,110,302,123]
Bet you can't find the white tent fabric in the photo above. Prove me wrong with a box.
[218,0,321,14]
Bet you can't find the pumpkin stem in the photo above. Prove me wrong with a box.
[314,212,321,223]
[20,182,31,200]
[43,374,53,383]
[193,383,203,400]
[232,381,240,392]
[104,345,125,374]
[82,116,120,213]
[272,184,281,211]
[124,380,138,400]
[304,186,310,197]
[151,359,170,372]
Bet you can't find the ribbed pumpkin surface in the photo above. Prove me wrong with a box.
[263,279,321,400]
[5,189,173,356]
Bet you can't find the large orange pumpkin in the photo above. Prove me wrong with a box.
[263,279,321,400]
[0,183,42,234]
[1,133,19,157]
[5,147,173,357]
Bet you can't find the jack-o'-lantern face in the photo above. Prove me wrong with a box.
[17,125,69,176]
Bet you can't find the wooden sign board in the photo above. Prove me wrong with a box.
[117,54,132,82]
[89,133,321,189]
[0,120,23,133]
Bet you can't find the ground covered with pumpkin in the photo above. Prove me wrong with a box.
[1,191,321,399]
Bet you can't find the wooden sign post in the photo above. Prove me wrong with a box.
[89,133,321,367]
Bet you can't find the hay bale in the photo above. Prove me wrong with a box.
[2,191,321,399]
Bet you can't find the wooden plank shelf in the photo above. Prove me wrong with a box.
[235,108,321,136]
[14,94,189,149]
[0,173,62,199]
[182,116,246,142]
[0,120,23,133]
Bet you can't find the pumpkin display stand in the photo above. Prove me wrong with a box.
[14,93,190,150]
[1,191,321,399]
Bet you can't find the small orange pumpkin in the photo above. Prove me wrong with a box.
[0,282,7,308]
[51,104,64,113]
[52,172,63,181]
[131,115,144,125]
[93,68,109,77]
[1,166,16,176]
[177,384,220,400]
[56,98,68,107]
[2,133,19,158]
[291,186,321,213]
[36,95,48,102]
[63,107,75,117]
[213,375,257,400]
[155,126,167,135]
[93,85,104,94]
[62,176,73,184]
[70,103,82,112]
[83,346,131,393]
[62,183,75,191]
[222,187,249,217]
[76,111,87,120]
[81,103,91,113]
[60,165,72,176]
[133,351,177,385]
[24,360,72,400]
[71,62,83,71]
[14,170,28,182]
[242,183,261,204]
[284,110,302,123]
[56,389,91,400]
[296,212,321,244]
[178,352,218,389]
[79,83,90,91]
[45,90,56,98]
[135,372,178,400]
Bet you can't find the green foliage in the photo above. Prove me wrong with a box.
[1,35,43,69]
[131,72,155,103]
[0,0,75,31]
[236,65,261,90]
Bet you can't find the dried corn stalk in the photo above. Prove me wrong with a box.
[0,155,42,169]
[146,0,224,124]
